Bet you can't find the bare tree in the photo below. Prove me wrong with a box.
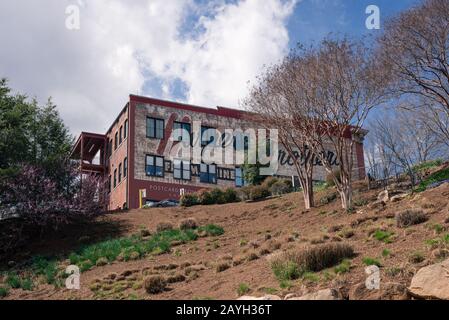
[379,0,449,112]
[244,58,316,209]
[365,130,395,180]
[368,108,444,186]
[285,39,391,210]
[415,101,449,149]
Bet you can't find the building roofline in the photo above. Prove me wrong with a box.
[129,94,251,120]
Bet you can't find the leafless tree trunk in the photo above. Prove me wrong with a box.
[285,39,391,210]
[246,38,391,210]
[244,60,315,209]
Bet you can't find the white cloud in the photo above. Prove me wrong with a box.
[0,0,297,135]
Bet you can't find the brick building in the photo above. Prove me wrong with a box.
[70,94,367,211]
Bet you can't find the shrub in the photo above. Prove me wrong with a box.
[197,224,224,237]
[20,278,33,291]
[396,209,428,228]
[198,189,215,205]
[215,262,231,273]
[382,249,391,257]
[0,286,9,298]
[95,257,108,267]
[237,283,250,296]
[409,252,425,264]
[156,222,174,233]
[6,274,21,289]
[246,251,259,261]
[180,193,199,207]
[271,243,354,279]
[249,185,270,201]
[166,273,186,284]
[223,188,239,203]
[210,188,226,204]
[144,275,167,294]
[362,257,382,267]
[271,260,301,281]
[179,218,198,230]
[334,259,351,274]
[238,186,252,201]
[373,230,394,243]
[262,177,279,189]
[269,180,292,196]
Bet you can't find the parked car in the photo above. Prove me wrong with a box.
[146,199,179,208]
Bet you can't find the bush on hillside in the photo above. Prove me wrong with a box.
[156,222,174,233]
[210,188,226,204]
[179,193,199,207]
[271,243,354,280]
[262,177,279,189]
[270,180,293,196]
[249,185,270,201]
[223,188,239,203]
[144,275,167,294]
[197,189,215,205]
[396,209,428,228]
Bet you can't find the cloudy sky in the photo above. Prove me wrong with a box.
[0,0,419,136]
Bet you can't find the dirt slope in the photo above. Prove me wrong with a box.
[4,180,449,300]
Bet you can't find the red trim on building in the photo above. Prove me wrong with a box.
[130,94,250,120]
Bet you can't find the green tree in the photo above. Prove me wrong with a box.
[0,79,73,180]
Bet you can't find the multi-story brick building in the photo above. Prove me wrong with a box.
[70,94,366,211]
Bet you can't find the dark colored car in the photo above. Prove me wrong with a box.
[151,199,179,208]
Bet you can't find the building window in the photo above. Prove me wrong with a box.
[200,163,217,184]
[119,126,123,144]
[113,169,117,188]
[235,167,243,187]
[114,132,118,150]
[118,163,122,183]
[123,157,128,178]
[108,140,112,158]
[174,159,191,180]
[173,121,191,142]
[108,175,111,193]
[201,126,216,146]
[146,155,164,177]
[147,117,164,139]
[124,119,128,139]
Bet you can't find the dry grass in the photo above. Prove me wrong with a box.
[144,275,167,294]
[271,242,355,281]
[179,218,198,230]
[396,209,428,228]
[156,222,174,233]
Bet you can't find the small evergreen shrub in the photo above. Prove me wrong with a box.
[180,193,199,207]
[210,188,226,204]
[198,189,215,205]
[223,188,239,203]
[249,185,270,201]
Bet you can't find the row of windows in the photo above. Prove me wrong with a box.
[109,157,128,192]
[108,119,129,158]
[144,154,243,187]
[146,117,255,150]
